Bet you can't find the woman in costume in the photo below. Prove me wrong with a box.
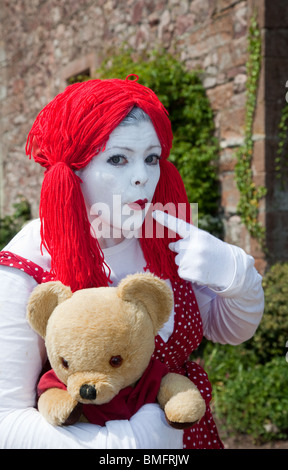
[0,76,264,449]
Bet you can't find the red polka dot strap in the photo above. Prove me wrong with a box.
[0,250,54,284]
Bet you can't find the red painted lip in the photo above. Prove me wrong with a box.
[127,199,148,210]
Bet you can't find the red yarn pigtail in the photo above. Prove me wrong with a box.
[140,160,191,281]
[39,162,110,292]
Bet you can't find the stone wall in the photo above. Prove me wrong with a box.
[0,0,287,271]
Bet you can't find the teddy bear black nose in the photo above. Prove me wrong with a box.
[80,384,97,400]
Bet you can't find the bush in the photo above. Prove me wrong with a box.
[95,49,222,236]
[0,197,31,250]
[201,342,258,385]
[245,263,288,364]
[212,355,288,442]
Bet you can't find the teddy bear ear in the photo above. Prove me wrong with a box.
[117,273,174,335]
[26,281,72,338]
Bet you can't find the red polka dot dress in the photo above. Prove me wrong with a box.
[0,250,224,449]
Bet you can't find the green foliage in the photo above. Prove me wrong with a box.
[210,354,288,442]
[96,49,222,235]
[245,263,288,364]
[67,72,91,85]
[202,342,258,387]
[234,14,266,246]
[0,197,31,250]
[275,102,288,187]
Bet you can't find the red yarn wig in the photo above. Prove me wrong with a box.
[26,76,191,291]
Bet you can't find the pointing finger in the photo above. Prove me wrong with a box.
[168,242,176,252]
[152,210,192,239]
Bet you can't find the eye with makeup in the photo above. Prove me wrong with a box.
[145,154,161,166]
[107,154,161,167]
[107,155,127,166]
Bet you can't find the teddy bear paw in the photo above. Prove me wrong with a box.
[38,389,81,426]
[164,390,206,429]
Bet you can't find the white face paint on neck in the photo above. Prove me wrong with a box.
[76,120,162,249]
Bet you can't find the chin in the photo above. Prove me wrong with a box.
[121,212,145,233]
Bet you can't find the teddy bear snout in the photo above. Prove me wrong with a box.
[68,372,119,404]
[80,384,97,400]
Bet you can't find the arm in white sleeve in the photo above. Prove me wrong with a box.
[194,244,264,345]
[151,211,264,345]
[0,266,183,449]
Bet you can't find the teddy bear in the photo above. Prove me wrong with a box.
[27,272,206,428]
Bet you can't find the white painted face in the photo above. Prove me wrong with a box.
[76,120,162,246]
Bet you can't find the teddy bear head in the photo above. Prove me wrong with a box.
[27,273,173,406]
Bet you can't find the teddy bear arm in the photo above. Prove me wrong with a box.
[157,373,206,429]
[38,388,81,426]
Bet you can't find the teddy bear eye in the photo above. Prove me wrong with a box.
[61,357,69,369]
[109,355,123,368]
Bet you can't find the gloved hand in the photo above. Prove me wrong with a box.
[130,404,184,449]
[152,211,236,291]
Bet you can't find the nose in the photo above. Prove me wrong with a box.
[131,163,148,187]
[80,384,96,400]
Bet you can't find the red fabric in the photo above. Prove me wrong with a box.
[38,358,169,426]
[0,251,55,284]
[38,368,67,394]
[0,251,224,448]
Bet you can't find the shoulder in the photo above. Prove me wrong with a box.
[3,219,51,271]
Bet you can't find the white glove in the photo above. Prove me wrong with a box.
[152,211,236,291]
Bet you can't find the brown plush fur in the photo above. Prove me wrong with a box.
[27,273,205,427]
